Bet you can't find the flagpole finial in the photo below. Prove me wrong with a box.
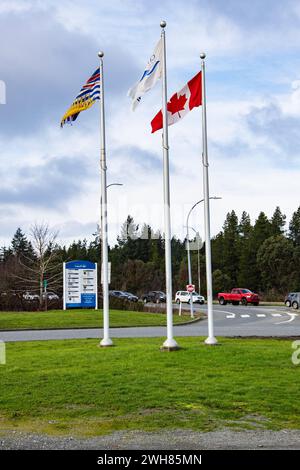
[98,51,104,58]
[160,20,166,28]
[200,52,206,59]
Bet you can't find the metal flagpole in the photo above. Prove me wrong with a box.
[200,52,217,345]
[160,21,179,351]
[98,51,113,347]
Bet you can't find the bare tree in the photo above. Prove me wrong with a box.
[30,223,60,307]
[12,223,62,308]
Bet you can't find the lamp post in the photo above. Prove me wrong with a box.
[186,226,202,296]
[185,196,221,318]
[100,183,123,241]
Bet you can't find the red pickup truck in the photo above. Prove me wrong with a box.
[218,288,259,306]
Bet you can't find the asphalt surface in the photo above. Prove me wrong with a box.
[1,304,299,342]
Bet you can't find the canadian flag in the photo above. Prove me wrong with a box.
[151,71,202,133]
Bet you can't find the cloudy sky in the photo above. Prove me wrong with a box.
[1,0,300,247]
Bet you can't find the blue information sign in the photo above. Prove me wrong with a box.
[64,260,97,309]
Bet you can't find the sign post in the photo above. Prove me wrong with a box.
[63,260,98,310]
[186,284,195,318]
[186,284,195,293]
[63,262,66,310]
[43,279,48,311]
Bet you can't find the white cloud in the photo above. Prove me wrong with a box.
[1,0,300,248]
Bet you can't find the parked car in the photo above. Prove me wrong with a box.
[42,291,59,301]
[109,290,128,300]
[175,291,205,304]
[22,291,39,301]
[284,292,300,309]
[141,291,166,304]
[122,292,139,302]
[218,288,259,306]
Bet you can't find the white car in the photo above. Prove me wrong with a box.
[23,291,39,301]
[175,291,205,304]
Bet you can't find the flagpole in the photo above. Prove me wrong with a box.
[98,51,113,347]
[160,21,179,351]
[200,52,217,345]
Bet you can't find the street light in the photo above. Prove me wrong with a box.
[107,183,123,189]
[185,196,221,318]
[186,225,202,296]
[100,183,123,238]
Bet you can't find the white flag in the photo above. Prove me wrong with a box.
[128,38,162,110]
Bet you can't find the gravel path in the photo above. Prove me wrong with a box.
[1,429,300,450]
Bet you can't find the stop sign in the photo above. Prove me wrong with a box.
[186,284,195,293]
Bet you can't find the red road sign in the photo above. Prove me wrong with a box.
[186,284,195,293]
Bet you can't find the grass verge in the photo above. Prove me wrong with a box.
[0,309,196,331]
[0,337,299,436]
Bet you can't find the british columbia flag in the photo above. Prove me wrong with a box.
[61,68,100,127]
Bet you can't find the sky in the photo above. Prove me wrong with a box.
[1,0,300,248]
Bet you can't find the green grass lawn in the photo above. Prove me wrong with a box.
[0,309,195,331]
[0,337,299,436]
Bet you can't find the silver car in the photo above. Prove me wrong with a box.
[285,292,300,309]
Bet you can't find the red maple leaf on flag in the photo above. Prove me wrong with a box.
[167,93,187,117]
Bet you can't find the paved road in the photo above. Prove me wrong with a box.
[1,304,300,342]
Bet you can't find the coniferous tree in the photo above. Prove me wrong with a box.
[11,228,34,261]
[257,235,294,295]
[211,232,225,272]
[238,211,252,239]
[241,212,272,291]
[222,211,240,285]
[270,206,286,236]
[289,206,300,245]
[237,212,253,287]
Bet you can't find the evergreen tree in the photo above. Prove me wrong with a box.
[116,215,139,261]
[253,212,272,244]
[222,211,240,285]
[289,206,300,245]
[11,228,34,260]
[238,211,252,239]
[135,224,152,262]
[237,212,253,287]
[291,245,300,290]
[149,230,164,268]
[211,232,225,272]
[239,212,272,291]
[67,239,88,260]
[212,269,231,295]
[270,206,286,236]
[118,215,139,244]
[0,246,13,263]
[257,235,294,295]
[88,226,101,262]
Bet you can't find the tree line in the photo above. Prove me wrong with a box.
[1,206,300,303]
